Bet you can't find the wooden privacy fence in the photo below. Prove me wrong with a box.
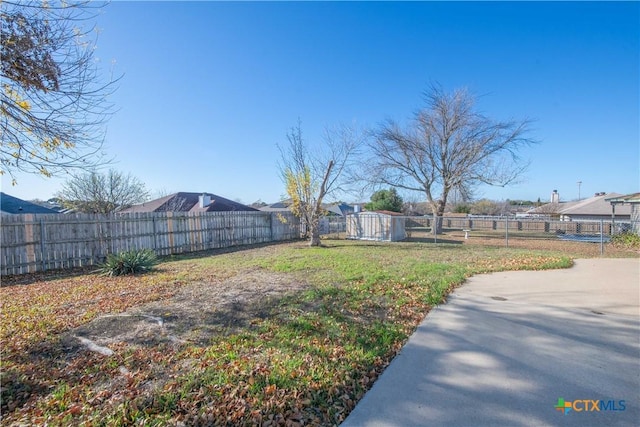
[1,211,301,275]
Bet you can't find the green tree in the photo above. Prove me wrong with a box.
[365,188,403,212]
[57,169,148,214]
[453,204,471,214]
[1,1,118,183]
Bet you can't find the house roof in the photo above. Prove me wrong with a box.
[560,193,630,216]
[259,200,292,212]
[324,202,354,216]
[606,192,640,204]
[529,192,631,216]
[259,201,355,216]
[120,192,258,213]
[0,192,60,214]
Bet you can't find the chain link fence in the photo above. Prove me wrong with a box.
[322,214,638,255]
[405,216,636,255]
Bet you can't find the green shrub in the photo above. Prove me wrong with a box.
[98,249,158,277]
[610,231,640,249]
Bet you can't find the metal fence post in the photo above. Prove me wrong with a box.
[505,217,509,247]
[434,216,438,244]
[600,220,604,255]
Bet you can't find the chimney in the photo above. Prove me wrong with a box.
[199,194,211,208]
[551,190,559,204]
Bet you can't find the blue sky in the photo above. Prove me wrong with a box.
[3,1,639,205]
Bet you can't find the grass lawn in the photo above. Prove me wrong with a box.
[0,238,635,426]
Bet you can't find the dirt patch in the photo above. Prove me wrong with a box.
[61,267,309,352]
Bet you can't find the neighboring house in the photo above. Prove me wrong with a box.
[259,200,354,216]
[259,200,292,214]
[527,191,631,221]
[606,192,640,234]
[120,192,258,213]
[323,202,354,216]
[0,192,60,214]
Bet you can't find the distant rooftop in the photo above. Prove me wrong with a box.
[120,192,258,213]
[0,192,60,214]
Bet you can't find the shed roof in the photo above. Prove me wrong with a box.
[353,210,404,217]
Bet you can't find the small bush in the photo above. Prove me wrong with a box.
[610,231,640,249]
[98,249,158,277]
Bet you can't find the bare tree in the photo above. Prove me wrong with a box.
[368,85,534,233]
[469,199,504,216]
[278,121,362,246]
[1,1,118,183]
[152,188,174,199]
[160,195,190,212]
[57,169,149,214]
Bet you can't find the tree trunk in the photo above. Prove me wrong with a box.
[432,215,443,235]
[431,199,446,235]
[309,226,322,246]
[306,159,334,247]
[308,208,322,246]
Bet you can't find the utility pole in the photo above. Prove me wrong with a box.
[577,181,582,201]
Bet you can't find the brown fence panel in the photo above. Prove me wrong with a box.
[1,211,301,276]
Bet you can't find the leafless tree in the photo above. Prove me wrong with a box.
[152,188,174,199]
[278,121,362,246]
[57,169,149,214]
[1,1,118,183]
[402,199,430,216]
[469,199,505,216]
[159,195,190,212]
[368,85,535,233]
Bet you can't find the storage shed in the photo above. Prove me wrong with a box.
[346,211,406,242]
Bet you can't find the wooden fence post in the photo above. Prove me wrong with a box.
[40,218,46,272]
[152,216,157,251]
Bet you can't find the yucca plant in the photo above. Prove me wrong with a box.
[98,249,158,277]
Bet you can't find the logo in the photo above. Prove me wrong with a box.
[555,398,572,414]
[555,398,626,415]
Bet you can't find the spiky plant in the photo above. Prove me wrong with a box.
[97,249,158,277]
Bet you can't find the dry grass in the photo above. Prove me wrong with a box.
[1,238,635,426]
